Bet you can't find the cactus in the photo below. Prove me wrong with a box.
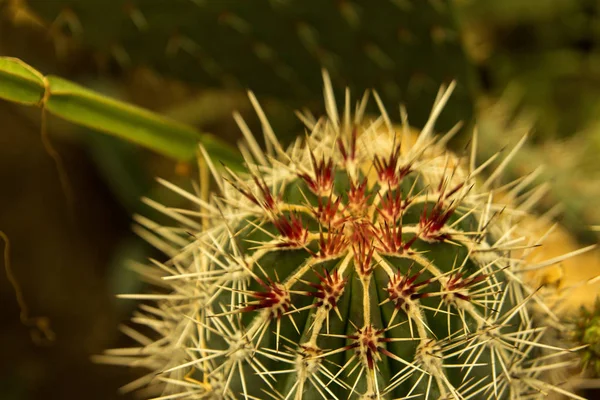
[94,73,584,399]
[17,0,473,130]
[572,298,600,378]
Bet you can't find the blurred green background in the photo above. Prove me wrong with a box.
[0,0,598,399]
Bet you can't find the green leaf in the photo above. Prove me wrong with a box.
[0,57,242,166]
[45,75,203,160]
[0,57,45,105]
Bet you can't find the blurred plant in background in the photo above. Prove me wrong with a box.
[0,0,598,399]
[458,0,600,244]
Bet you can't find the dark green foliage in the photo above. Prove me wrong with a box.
[25,0,473,129]
[572,298,600,377]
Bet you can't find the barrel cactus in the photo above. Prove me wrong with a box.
[97,73,582,399]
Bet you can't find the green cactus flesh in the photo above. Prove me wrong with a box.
[23,0,472,130]
[573,299,600,378]
[98,77,578,399]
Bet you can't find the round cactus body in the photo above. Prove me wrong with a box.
[99,74,580,399]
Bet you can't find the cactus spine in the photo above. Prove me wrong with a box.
[97,74,582,399]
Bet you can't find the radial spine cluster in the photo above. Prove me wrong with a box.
[98,73,584,400]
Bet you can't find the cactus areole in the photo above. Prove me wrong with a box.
[101,74,581,399]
